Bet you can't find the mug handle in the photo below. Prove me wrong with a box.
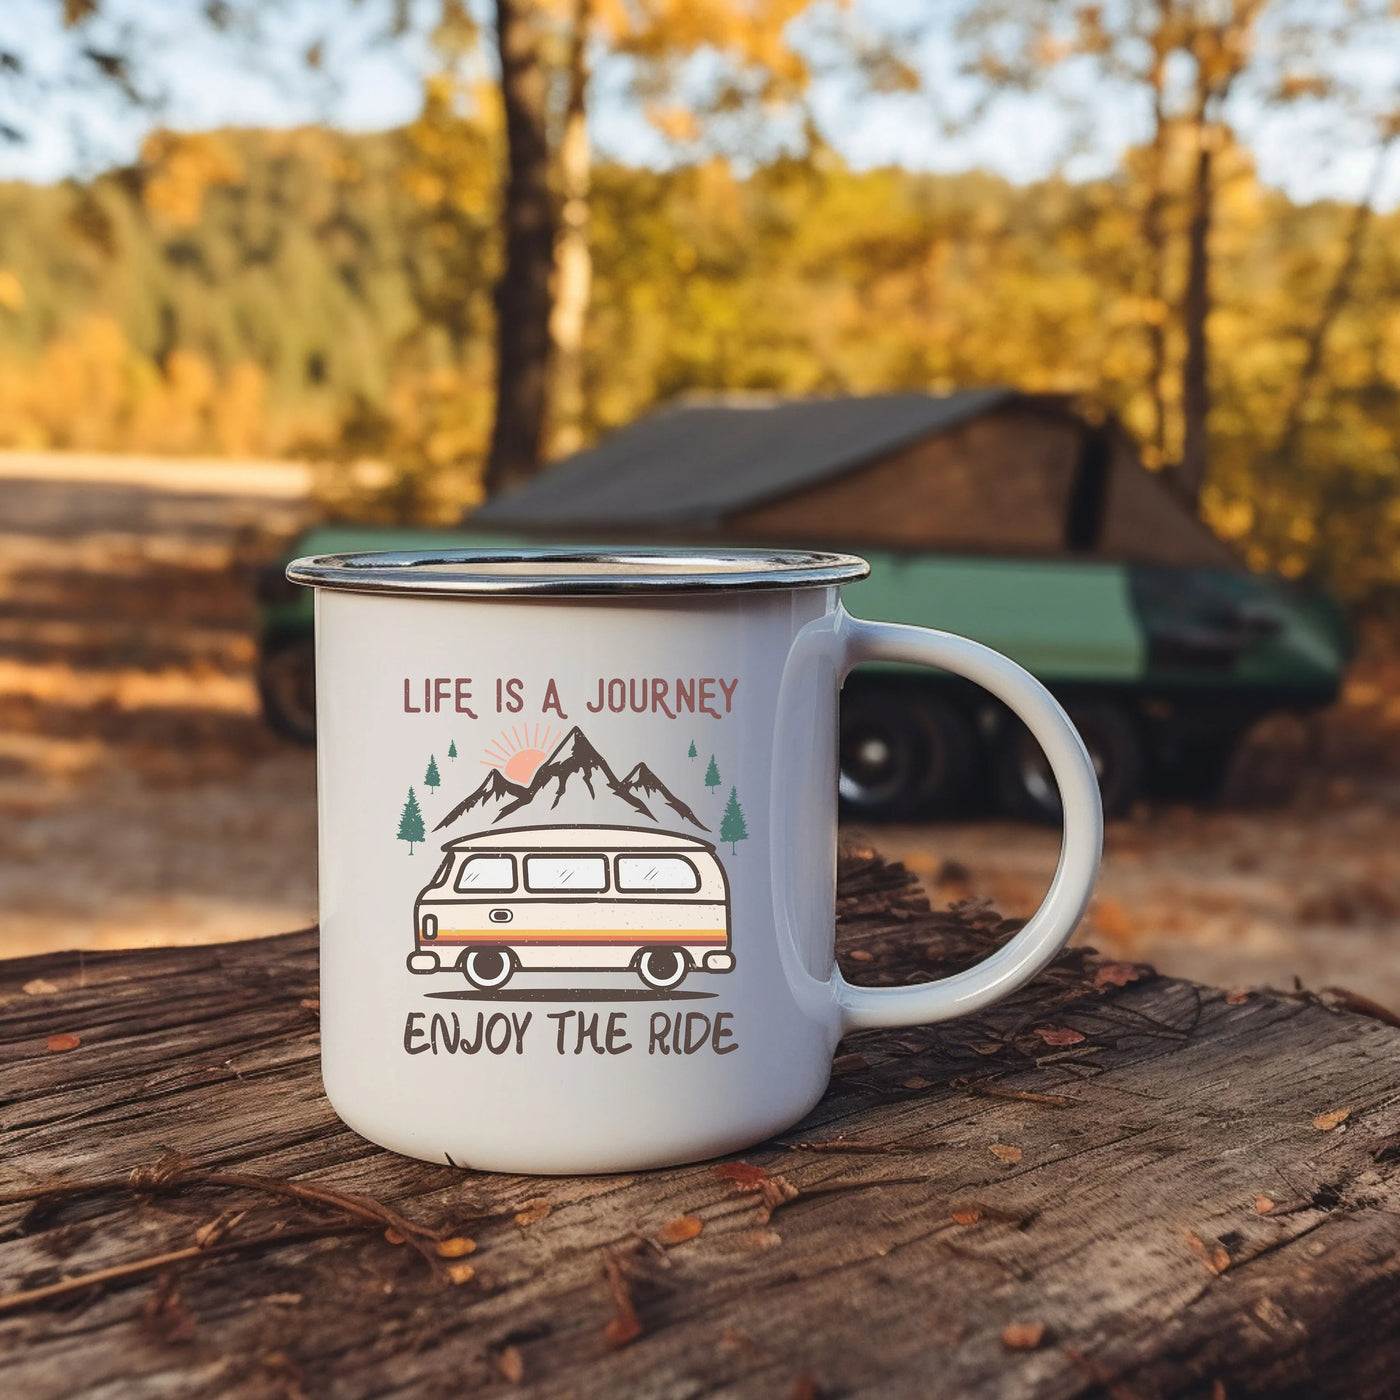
[825,612,1103,1034]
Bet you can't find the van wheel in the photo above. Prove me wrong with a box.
[839,691,974,820]
[994,701,1143,822]
[460,947,515,990]
[257,637,317,746]
[637,948,689,991]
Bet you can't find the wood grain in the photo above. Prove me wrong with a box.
[2,850,1398,1399]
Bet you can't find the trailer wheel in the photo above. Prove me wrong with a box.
[637,948,689,991]
[257,637,316,746]
[460,947,515,990]
[994,701,1143,822]
[839,691,973,821]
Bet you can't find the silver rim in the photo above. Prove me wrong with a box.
[285,545,869,597]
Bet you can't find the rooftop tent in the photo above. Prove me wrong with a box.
[471,390,1238,568]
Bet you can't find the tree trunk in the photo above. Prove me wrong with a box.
[485,0,555,497]
[1177,109,1214,508]
[548,0,593,460]
[1275,129,1398,473]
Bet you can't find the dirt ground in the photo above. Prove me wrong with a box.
[4,454,1400,1012]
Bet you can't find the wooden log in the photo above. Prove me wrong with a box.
[1,849,1398,1399]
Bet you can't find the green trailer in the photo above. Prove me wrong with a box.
[258,392,1352,820]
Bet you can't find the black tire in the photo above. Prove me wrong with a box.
[994,700,1143,822]
[1152,733,1241,802]
[839,690,975,821]
[460,947,515,990]
[257,637,316,746]
[637,947,689,990]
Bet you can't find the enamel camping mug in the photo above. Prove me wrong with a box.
[287,547,1103,1174]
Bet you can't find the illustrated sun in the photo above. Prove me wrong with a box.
[483,724,556,786]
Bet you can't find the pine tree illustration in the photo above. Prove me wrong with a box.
[424,755,441,792]
[398,787,426,853]
[688,740,697,760]
[447,739,458,761]
[720,786,748,855]
[704,755,721,790]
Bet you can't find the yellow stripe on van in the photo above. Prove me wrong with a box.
[434,929,727,945]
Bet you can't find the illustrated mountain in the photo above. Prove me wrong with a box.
[620,762,708,831]
[433,766,528,832]
[436,727,710,833]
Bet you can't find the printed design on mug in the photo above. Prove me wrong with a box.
[403,725,742,998]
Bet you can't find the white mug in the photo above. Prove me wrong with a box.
[287,547,1103,1174]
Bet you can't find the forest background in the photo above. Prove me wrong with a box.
[2,0,1400,601]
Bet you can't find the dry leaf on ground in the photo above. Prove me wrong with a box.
[602,1254,641,1349]
[1001,1321,1046,1350]
[951,1208,981,1225]
[655,1215,703,1246]
[1185,1230,1230,1276]
[847,949,874,963]
[445,1262,475,1285]
[1033,1026,1085,1046]
[1313,1107,1351,1131]
[1225,989,1251,1005]
[1092,962,1142,989]
[495,1345,524,1384]
[514,1197,552,1226]
[989,1144,1022,1164]
[22,978,58,996]
[1254,1194,1276,1215]
[715,1162,771,1188]
[434,1236,476,1258]
[383,1227,406,1245]
[45,1033,80,1052]
[902,1076,932,1089]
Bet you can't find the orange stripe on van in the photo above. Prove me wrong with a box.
[433,929,727,946]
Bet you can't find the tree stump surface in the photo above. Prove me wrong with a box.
[2,850,1399,1400]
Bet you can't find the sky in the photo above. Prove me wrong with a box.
[1,0,1397,210]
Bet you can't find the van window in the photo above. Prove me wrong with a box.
[523,854,608,892]
[616,855,701,893]
[454,854,516,893]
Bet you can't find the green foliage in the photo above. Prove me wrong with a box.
[398,786,426,851]
[688,739,697,759]
[424,755,441,790]
[448,739,458,759]
[704,754,721,789]
[719,786,748,854]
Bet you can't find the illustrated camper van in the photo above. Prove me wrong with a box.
[407,825,734,991]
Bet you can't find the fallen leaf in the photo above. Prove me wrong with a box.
[513,1197,552,1226]
[602,1254,641,1349]
[715,1162,770,1188]
[755,1175,800,1222]
[1225,989,1250,1005]
[1001,1320,1046,1350]
[1313,1108,1351,1131]
[435,1236,476,1258]
[1185,1230,1230,1276]
[45,1033,80,1053]
[1033,1026,1085,1046]
[655,1215,703,1246]
[902,1076,932,1089]
[496,1345,524,1384]
[846,949,874,963]
[1254,1194,1275,1215]
[989,1144,1022,1164]
[383,1227,407,1245]
[445,1261,475,1285]
[1092,962,1141,989]
[951,1208,982,1225]
[23,978,58,996]
[831,1053,870,1075]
